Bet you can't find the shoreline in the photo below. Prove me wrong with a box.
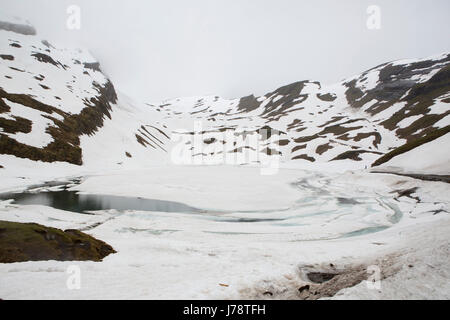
[371,171,450,184]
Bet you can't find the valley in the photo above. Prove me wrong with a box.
[0,14,449,300]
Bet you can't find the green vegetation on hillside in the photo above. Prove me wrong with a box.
[0,220,115,263]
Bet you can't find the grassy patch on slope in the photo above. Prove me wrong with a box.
[0,220,116,263]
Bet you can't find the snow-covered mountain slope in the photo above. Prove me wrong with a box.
[373,125,450,175]
[0,16,169,170]
[149,53,450,169]
[0,16,449,173]
[378,132,450,175]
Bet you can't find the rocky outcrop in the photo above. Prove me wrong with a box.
[0,22,120,165]
[0,79,117,165]
[0,220,115,263]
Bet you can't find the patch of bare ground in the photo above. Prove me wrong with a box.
[354,131,382,147]
[316,143,333,155]
[287,119,304,131]
[317,93,336,102]
[292,154,316,162]
[0,21,36,35]
[260,147,281,155]
[0,54,14,61]
[372,125,450,167]
[0,220,116,263]
[0,80,117,165]
[238,254,401,300]
[374,172,450,184]
[136,126,167,152]
[31,52,61,67]
[344,55,450,143]
[317,116,346,128]
[204,137,216,144]
[332,150,382,161]
[291,144,306,153]
[257,81,311,121]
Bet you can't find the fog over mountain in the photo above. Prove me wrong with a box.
[1,0,450,101]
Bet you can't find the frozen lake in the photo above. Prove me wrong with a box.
[1,166,448,299]
[0,188,201,215]
[0,168,403,241]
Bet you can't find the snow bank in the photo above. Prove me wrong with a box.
[0,168,448,299]
[378,133,450,175]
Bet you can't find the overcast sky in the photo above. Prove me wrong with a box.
[2,0,450,102]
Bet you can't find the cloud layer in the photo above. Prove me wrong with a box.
[1,0,450,102]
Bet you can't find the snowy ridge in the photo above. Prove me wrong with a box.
[148,53,449,169]
[0,17,449,173]
[0,18,169,169]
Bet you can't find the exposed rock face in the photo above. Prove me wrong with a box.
[0,20,120,165]
[372,124,450,168]
[344,55,450,142]
[0,19,170,167]
[0,220,116,263]
[83,62,102,72]
[0,80,117,165]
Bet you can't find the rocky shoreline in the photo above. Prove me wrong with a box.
[371,171,450,183]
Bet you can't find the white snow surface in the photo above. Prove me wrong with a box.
[0,166,449,299]
[0,20,449,300]
[378,133,450,175]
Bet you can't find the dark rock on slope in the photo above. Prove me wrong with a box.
[0,220,116,263]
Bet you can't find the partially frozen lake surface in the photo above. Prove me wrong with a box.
[1,166,448,299]
[0,170,403,241]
